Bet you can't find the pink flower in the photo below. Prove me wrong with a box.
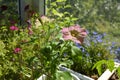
[41,15,48,20]
[40,15,51,23]
[10,26,19,31]
[61,25,87,44]
[14,48,21,54]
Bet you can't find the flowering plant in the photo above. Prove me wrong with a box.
[60,29,116,79]
[0,12,88,80]
[1,1,120,80]
[0,14,118,80]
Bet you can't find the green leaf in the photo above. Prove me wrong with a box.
[0,40,5,49]
[117,67,120,77]
[64,5,71,8]
[56,0,65,2]
[92,60,115,76]
[71,18,78,21]
[92,60,106,75]
[106,60,114,72]
[0,40,5,56]
[51,2,57,6]
[56,71,74,80]
[71,46,81,56]
[52,9,63,17]
[60,60,73,67]
[21,67,31,78]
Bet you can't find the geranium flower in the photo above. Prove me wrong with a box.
[61,25,87,44]
[14,48,21,54]
[10,26,19,31]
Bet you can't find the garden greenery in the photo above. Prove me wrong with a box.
[0,0,120,80]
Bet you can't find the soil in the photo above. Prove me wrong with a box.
[91,75,98,80]
[109,72,119,80]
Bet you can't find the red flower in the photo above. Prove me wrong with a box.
[14,48,21,54]
[10,26,19,31]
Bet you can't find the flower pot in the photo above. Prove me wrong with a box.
[59,66,94,80]
[37,62,120,80]
[37,74,46,80]
[37,73,80,80]
[37,72,80,80]
[59,62,120,80]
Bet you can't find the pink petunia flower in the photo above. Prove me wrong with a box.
[61,25,87,44]
[10,26,19,31]
[14,48,21,54]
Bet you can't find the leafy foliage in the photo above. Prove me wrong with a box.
[92,60,114,76]
[0,12,79,79]
[69,42,115,77]
[47,0,120,46]
[56,71,74,80]
[0,0,120,80]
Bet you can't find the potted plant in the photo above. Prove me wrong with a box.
[1,3,120,79]
[58,25,120,80]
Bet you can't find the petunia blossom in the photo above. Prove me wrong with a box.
[61,25,87,44]
[10,26,19,31]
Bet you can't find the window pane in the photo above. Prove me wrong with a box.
[0,0,18,25]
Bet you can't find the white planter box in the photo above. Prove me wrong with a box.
[37,74,46,80]
[37,62,120,80]
[37,72,81,80]
[59,66,94,80]
[59,62,120,80]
